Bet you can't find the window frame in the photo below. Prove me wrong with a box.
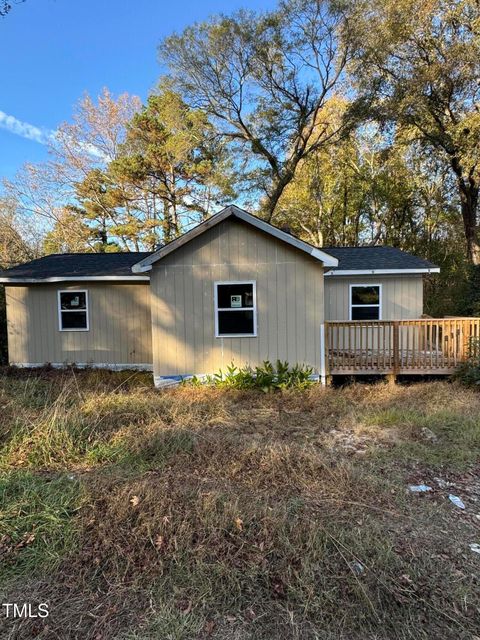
[349,283,382,321]
[57,289,90,332]
[214,280,257,338]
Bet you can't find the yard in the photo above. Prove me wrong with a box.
[0,370,479,639]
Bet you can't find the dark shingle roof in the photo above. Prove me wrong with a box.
[0,252,152,280]
[323,246,438,272]
[0,245,438,282]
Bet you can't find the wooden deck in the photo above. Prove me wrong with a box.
[325,318,480,376]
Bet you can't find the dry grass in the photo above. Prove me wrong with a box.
[0,370,480,639]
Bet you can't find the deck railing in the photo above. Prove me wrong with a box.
[325,318,480,375]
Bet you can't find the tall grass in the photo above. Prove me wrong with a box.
[0,371,479,639]
[0,471,82,584]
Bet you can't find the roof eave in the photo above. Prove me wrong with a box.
[324,268,440,276]
[0,275,151,284]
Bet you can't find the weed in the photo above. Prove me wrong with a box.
[188,360,314,391]
[455,337,480,387]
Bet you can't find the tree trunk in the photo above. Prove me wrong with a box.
[162,200,173,243]
[98,219,108,252]
[459,182,480,265]
[450,157,480,265]
[264,169,296,222]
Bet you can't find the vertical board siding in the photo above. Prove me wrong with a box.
[150,218,325,377]
[324,275,423,321]
[5,283,152,366]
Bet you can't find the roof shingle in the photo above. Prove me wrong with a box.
[0,252,152,280]
[0,245,438,282]
[323,246,438,272]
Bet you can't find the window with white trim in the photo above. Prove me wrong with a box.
[214,281,256,337]
[349,285,381,320]
[58,290,89,331]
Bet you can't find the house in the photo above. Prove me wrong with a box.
[0,204,447,385]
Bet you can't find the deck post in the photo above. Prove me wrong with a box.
[391,321,400,383]
[320,322,327,386]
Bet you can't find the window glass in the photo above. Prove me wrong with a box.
[61,311,88,329]
[350,285,380,321]
[215,282,256,336]
[217,283,254,309]
[59,291,88,330]
[351,306,380,320]
[218,310,254,335]
[351,286,380,306]
[60,291,87,311]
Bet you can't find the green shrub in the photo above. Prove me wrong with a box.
[188,360,314,391]
[455,337,480,387]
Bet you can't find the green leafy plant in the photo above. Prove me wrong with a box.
[455,337,480,387]
[185,361,314,392]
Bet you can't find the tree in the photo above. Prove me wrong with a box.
[0,0,25,17]
[42,208,93,255]
[275,115,470,315]
[160,0,354,221]
[275,124,367,246]
[110,86,234,244]
[0,196,39,364]
[67,169,125,252]
[3,89,142,252]
[350,0,480,264]
[0,197,37,267]
[50,88,142,187]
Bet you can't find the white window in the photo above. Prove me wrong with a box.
[214,281,257,337]
[349,284,382,320]
[58,290,89,331]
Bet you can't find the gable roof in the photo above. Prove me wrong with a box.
[0,252,152,283]
[131,205,339,272]
[0,207,440,284]
[324,246,439,275]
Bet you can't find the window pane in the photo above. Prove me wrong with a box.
[218,310,254,335]
[351,306,380,320]
[60,291,86,310]
[351,286,380,306]
[217,284,253,309]
[61,311,88,329]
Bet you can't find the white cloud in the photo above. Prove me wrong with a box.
[0,110,109,162]
[0,110,54,145]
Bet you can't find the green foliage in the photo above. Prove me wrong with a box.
[350,0,480,263]
[462,265,480,316]
[455,337,480,387]
[108,84,235,246]
[188,360,314,391]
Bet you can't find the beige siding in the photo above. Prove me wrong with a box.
[5,283,152,366]
[324,275,424,321]
[150,218,324,377]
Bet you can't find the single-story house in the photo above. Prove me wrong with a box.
[0,205,441,385]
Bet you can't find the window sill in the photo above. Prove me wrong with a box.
[215,334,257,338]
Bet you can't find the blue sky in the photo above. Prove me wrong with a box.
[0,0,275,179]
